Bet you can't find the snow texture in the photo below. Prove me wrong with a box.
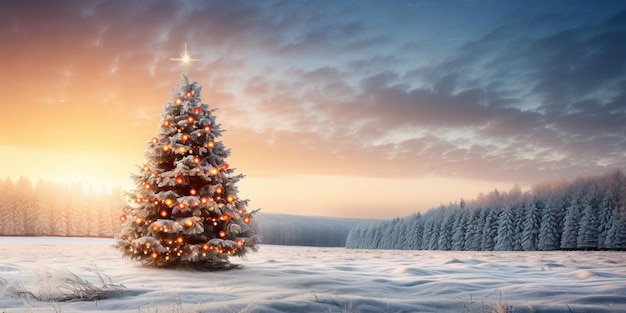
[1,237,625,312]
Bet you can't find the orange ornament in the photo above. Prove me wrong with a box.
[194,107,201,114]
[187,115,194,123]
[151,137,158,144]
[175,97,182,105]
[203,125,211,132]
[219,230,227,238]
[120,215,127,222]
[220,163,229,171]
[185,91,193,98]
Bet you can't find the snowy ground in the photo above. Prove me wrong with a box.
[0,237,625,312]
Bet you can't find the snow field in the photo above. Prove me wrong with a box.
[0,237,625,312]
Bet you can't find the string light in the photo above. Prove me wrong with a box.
[207,141,215,148]
[202,243,210,250]
[182,134,189,142]
[176,236,184,244]
[151,225,160,232]
[219,230,227,238]
[160,209,168,217]
[194,107,201,114]
[243,216,251,224]
[152,137,159,144]
[220,163,229,171]
[190,188,197,196]
[187,115,195,123]
[204,125,211,132]
[165,198,174,207]
[144,183,151,190]
[200,197,209,204]
[175,97,182,105]
[184,219,195,227]
[186,91,193,98]
[120,215,127,222]
[215,186,223,194]
[236,240,243,248]
[209,167,219,175]
[151,252,159,259]
[135,217,143,224]
[193,156,201,164]
[226,195,236,203]
[176,177,184,184]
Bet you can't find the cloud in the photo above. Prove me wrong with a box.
[0,1,624,187]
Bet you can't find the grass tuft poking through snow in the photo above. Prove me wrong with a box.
[0,267,126,302]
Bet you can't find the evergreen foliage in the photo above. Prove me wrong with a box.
[346,170,626,251]
[116,75,259,269]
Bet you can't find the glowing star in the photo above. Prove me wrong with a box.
[170,42,200,73]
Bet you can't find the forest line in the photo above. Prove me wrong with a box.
[346,170,626,251]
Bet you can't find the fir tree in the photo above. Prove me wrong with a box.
[538,205,559,251]
[521,201,542,251]
[577,195,599,249]
[560,198,580,250]
[117,74,260,269]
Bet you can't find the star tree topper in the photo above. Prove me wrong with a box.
[170,42,200,73]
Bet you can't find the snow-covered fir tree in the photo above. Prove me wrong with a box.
[537,204,559,250]
[117,74,259,269]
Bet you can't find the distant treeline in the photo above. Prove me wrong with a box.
[346,170,626,251]
[255,213,376,247]
[0,177,367,247]
[0,177,124,237]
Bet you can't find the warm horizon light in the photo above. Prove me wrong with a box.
[1,1,624,219]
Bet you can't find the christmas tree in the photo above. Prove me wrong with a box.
[117,47,259,269]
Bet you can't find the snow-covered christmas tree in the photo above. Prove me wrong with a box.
[117,46,259,269]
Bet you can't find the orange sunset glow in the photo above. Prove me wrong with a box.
[1,1,624,219]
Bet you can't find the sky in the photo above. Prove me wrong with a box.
[0,0,625,219]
